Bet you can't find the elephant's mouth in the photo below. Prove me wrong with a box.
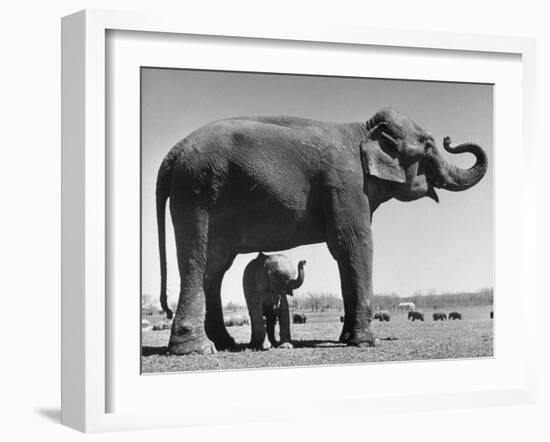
[426,185,439,203]
[421,164,440,203]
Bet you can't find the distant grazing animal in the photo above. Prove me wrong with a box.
[433,312,447,321]
[224,315,250,327]
[409,310,424,321]
[293,313,307,324]
[448,311,462,320]
[340,315,345,323]
[152,322,171,331]
[490,311,493,319]
[374,310,391,322]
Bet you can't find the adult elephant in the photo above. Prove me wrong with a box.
[243,253,305,349]
[448,311,462,320]
[157,108,487,354]
[293,313,307,324]
[433,312,447,321]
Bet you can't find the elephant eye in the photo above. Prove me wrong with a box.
[423,138,435,150]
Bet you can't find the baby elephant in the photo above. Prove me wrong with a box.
[293,313,307,324]
[448,311,462,320]
[374,310,391,322]
[433,312,447,321]
[243,252,306,350]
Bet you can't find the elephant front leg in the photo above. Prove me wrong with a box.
[329,229,378,347]
[265,308,278,348]
[338,282,354,344]
[277,295,293,349]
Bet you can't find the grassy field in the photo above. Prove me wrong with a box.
[141,305,493,373]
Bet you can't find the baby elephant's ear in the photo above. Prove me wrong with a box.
[360,123,406,184]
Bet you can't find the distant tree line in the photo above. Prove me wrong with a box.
[371,288,493,311]
[143,287,493,315]
[290,293,344,312]
[289,288,493,312]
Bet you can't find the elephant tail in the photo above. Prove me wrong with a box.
[157,156,174,319]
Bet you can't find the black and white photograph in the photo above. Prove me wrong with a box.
[5,0,549,438]
[140,68,494,373]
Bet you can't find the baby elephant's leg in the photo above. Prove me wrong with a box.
[265,307,277,348]
[278,295,293,349]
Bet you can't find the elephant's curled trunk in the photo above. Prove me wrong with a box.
[436,138,488,191]
[288,261,306,290]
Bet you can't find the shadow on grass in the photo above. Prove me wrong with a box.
[288,339,344,349]
[142,342,251,356]
[142,346,169,356]
[142,339,350,356]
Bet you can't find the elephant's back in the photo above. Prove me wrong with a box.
[168,116,362,160]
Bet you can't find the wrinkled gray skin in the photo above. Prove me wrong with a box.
[157,108,487,355]
[243,253,305,349]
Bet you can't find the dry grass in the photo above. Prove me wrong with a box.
[141,305,493,373]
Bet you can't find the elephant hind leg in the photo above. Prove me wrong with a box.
[168,204,216,355]
[246,302,269,350]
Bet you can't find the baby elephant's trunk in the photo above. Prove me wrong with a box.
[287,260,306,290]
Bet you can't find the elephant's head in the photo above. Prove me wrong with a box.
[361,108,487,203]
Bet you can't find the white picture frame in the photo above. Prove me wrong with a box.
[61,9,537,433]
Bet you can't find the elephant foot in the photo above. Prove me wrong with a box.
[347,328,379,347]
[339,330,352,344]
[278,341,293,349]
[351,338,381,348]
[208,332,237,351]
[250,335,273,351]
[168,334,217,355]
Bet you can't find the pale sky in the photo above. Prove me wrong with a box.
[141,68,493,306]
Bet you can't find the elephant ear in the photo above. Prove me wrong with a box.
[360,123,406,184]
